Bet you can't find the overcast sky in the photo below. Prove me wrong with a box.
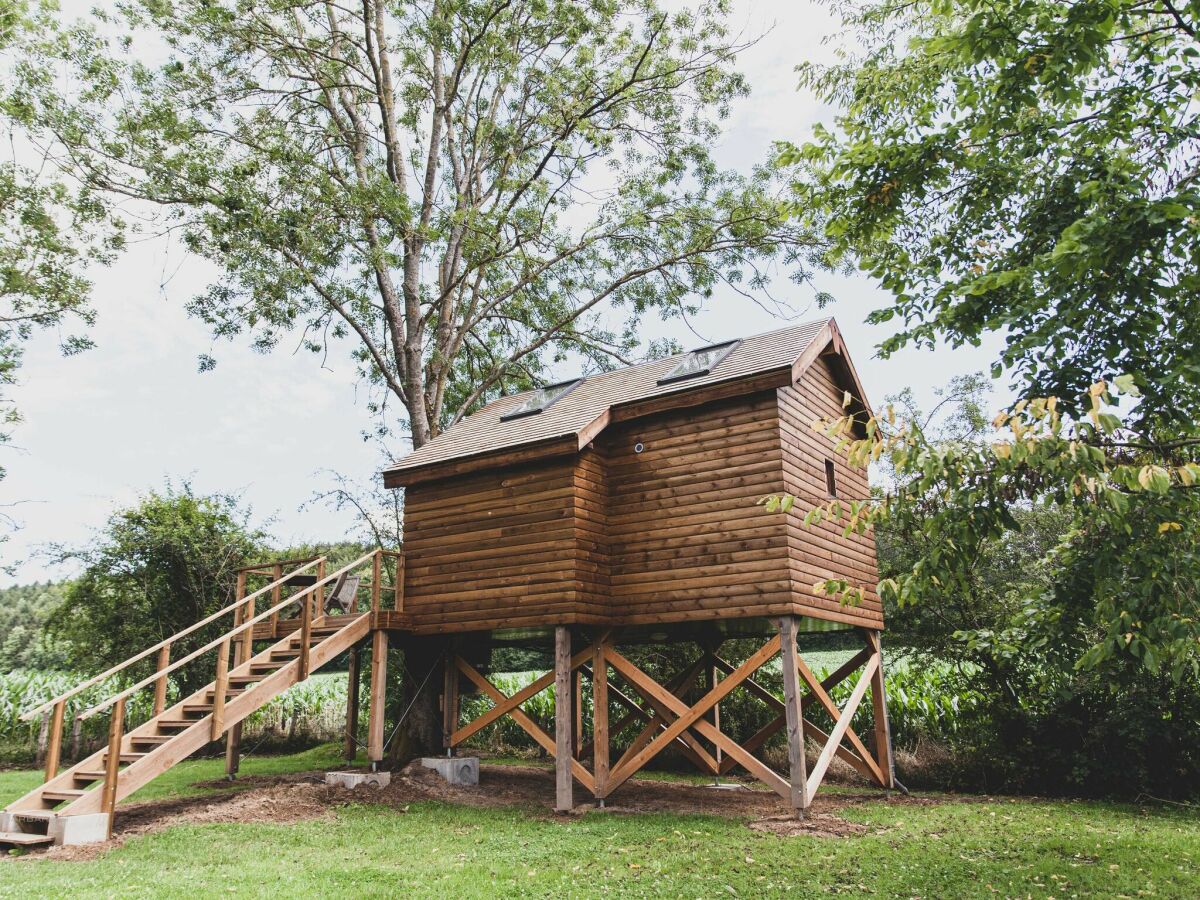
[1,1,1005,585]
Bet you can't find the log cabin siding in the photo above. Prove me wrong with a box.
[777,356,885,629]
[397,341,884,634]
[602,391,795,623]
[402,458,608,632]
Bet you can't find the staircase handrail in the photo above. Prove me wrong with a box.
[77,550,378,720]
[20,557,324,722]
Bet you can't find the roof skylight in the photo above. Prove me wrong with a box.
[656,339,742,386]
[499,377,584,421]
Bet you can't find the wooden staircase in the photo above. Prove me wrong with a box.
[1,551,386,847]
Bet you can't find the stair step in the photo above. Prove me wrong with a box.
[41,789,86,804]
[228,674,265,685]
[182,704,214,714]
[204,688,246,699]
[101,752,145,764]
[130,734,173,745]
[73,770,106,782]
[156,719,195,730]
[0,831,54,847]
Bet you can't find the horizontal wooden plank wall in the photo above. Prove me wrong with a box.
[399,361,883,634]
[778,356,885,629]
[403,459,608,633]
[602,391,794,625]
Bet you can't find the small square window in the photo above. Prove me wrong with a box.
[824,459,838,497]
[656,339,742,386]
[499,377,584,421]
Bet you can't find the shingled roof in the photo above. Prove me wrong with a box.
[383,317,866,488]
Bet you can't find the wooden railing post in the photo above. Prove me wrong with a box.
[211,638,230,741]
[153,643,171,717]
[314,558,326,621]
[298,589,313,680]
[270,563,283,633]
[44,700,65,782]
[371,551,382,615]
[102,697,125,839]
[394,553,404,612]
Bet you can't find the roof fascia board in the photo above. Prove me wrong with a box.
[382,433,580,488]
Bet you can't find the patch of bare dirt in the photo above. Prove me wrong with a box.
[12,761,936,861]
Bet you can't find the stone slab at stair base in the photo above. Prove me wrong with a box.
[420,756,479,786]
[324,772,391,789]
[48,812,111,845]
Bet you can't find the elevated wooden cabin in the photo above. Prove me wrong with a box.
[383,317,882,637]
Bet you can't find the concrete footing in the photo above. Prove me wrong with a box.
[420,756,479,786]
[48,812,111,845]
[324,771,392,789]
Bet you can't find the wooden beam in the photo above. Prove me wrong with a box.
[152,643,171,717]
[211,638,230,741]
[865,631,896,789]
[806,654,878,796]
[453,655,595,793]
[609,654,711,776]
[779,616,810,815]
[604,640,790,799]
[593,639,609,798]
[345,645,361,764]
[102,697,124,839]
[442,646,458,752]
[450,646,591,746]
[793,651,883,786]
[44,700,64,783]
[367,628,389,765]
[555,626,573,812]
[573,669,583,759]
[713,647,879,781]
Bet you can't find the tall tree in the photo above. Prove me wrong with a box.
[14,0,808,446]
[1,2,121,485]
[774,1,1200,681]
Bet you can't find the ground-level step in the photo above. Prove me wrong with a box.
[0,831,54,847]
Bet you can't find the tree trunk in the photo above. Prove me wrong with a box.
[386,637,445,767]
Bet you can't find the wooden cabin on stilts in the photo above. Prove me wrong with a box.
[379,316,895,815]
[1,317,893,847]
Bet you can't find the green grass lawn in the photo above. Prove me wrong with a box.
[1,745,1198,898]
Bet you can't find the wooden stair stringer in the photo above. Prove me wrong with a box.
[4,612,370,819]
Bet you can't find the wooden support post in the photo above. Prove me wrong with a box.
[370,551,382,615]
[211,637,231,741]
[779,616,810,816]
[866,630,896,789]
[394,554,404,611]
[442,649,458,753]
[592,638,609,800]
[270,562,283,633]
[367,628,388,768]
[225,600,245,778]
[709,657,723,776]
[153,642,171,717]
[44,700,65,782]
[102,697,125,839]
[554,625,573,812]
[298,586,313,680]
[573,670,583,758]
[344,645,361,764]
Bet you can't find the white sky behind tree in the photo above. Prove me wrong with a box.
[1,0,1005,585]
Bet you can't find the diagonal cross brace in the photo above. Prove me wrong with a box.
[454,655,595,794]
[603,637,790,799]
